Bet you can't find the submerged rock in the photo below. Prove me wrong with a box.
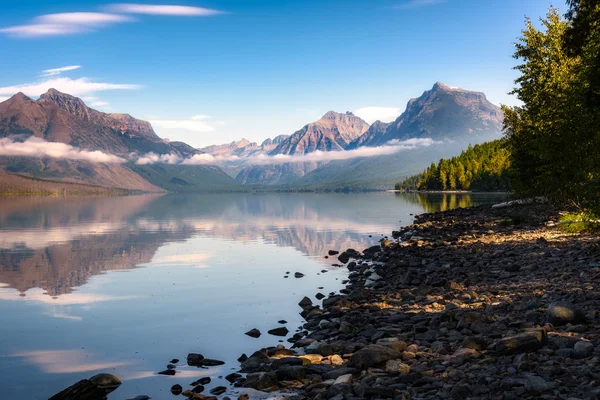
[245,329,261,338]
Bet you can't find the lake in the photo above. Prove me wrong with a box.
[0,192,505,399]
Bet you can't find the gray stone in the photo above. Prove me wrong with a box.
[574,341,594,358]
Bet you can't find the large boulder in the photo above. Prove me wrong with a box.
[493,330,547,355]
[349,345,401,370]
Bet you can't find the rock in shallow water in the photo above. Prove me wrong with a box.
[245,328,261,338]
[171,384,183,395]
[268,327,289,336]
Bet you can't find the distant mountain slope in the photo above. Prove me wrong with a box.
[0,90,238,193]
[236,112,369,184]
[130,163,239,192]
[0,89,197,157]
[352,82,503,148]
[0,156,164,192]
[271,111,369,155]
[296,142,468,190]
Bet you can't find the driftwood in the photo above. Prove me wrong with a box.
[49,374,121,400]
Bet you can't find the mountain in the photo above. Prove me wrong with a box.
[351,82,503,148]
[0,89,197,157]
[0,90,237,193]
[271,111,369,155]
[236,111,370,184]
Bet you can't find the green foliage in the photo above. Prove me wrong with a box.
[395,173,423,191]
[504,4,600,214]
[395,140,511,192]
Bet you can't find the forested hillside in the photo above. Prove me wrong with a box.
[395,140,511,192]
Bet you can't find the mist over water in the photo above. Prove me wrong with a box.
[0,192,505,399]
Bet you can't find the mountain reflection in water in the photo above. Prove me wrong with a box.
[0,193,505,298]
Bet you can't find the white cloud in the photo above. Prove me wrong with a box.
[105,4,223,16]
[35,12,133,25]
[41,65,81,77]
[395,0,446,9]
[0,76,141,98]
[0,137,126,163]
[354,107,402,124]
[1,12,133,38]
[0,96,9,103]
[90,100,109,107]
[0,24,83,37]
[131,138,437,166]
[150,117,216,133]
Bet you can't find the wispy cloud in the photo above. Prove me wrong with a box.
[134,138,438,166]
[90,100,110,107]
[0,96,9,103]
[0,137,126,163]
[105,4,223,16]
[0,12,132,37]
[395,0,446,10]
[36,12,133,25]
[150,116,216,133]
[0,76,141,98]
[41,65,81,77]
[354,107,401,124]
[1,5,224,38]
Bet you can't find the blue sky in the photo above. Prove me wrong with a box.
[0,0,556,147]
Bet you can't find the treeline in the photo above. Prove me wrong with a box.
[395,140,511,192]
[502,2,600,215]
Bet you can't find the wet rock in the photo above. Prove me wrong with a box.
[170,359,179,364]
[171,384,183,395]
[210,386,227,395]
[187,353,205,366]
[242,372,278,391]
[315,293,325,300]
[268,327,289,337]
[226,373,242,383]
[337,252,351,264]
[198,359,225,366]
[191,385,204,394]
[294,272,305,278]
[328,250,340,256]
[245,329,261,338]
[278,320,287,324]
[237,354,248,363]
[547,302,585,325]
[50,373,122,400]
[158,369,176,376]
[349,345,401,370]
[298,296,313,309]
[198,377,211,385]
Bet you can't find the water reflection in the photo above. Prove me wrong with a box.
[0,193,504,298]
[397,192,507,213]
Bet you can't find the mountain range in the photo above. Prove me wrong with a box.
[0,82,504,193]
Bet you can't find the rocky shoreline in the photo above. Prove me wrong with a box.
[230,203,600,400]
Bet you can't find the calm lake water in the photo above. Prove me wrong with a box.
[0,192,505,399]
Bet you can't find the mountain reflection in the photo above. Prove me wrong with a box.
[0,192,500,298]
